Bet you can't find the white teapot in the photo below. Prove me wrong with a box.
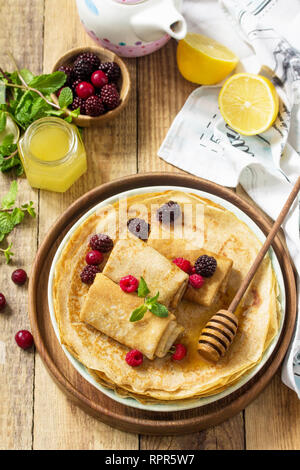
[76,0,187,57]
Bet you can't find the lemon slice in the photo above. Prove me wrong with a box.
[177,33,238,85]
[219,73,279,135]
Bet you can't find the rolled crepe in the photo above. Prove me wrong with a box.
[102,238,189,309]
[80,273,184,360]
[147,229,233,308]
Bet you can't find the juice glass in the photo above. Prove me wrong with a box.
[18,117,87,192]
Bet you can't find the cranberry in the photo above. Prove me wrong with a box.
[0,293,6,311]
[15,330,34,350]
[11,269,27,285]
[119,275,139,293]
[125,349,143,367]
[189,273,205,289]
[91,70,108,88]
[172,344,187,361]
[75,81,95,99]
[85,250,103,265]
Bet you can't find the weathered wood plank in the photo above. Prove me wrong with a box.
[0,0,44,450]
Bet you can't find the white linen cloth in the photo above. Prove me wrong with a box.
[159,0,300,396]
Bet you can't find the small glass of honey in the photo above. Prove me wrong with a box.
[18,117,87,192]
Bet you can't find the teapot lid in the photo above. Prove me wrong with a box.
[112,0,146,4]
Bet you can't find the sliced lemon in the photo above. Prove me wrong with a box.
[219,73,279,135]
[177,32,239,85]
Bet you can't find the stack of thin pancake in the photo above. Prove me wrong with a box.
[53,191,280,402]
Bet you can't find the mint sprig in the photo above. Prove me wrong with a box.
[129,278,169,322]
[0,181,36,263]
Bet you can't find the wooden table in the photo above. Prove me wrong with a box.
[0,0,300,450]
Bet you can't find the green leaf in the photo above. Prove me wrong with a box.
[148,302,169,318]
[1,181,18,209]
[20,68,34,84]
[21,201,36,218]
[11,207,24,225]
[0,212,14,234]
[138,277,150,298]
[129,304,148,323]
[2,243,14,264]
[29,71,67,95]
[0,133,14,148]
[0,154,22,174]
[145,291,160,307]
[0,111,6,132]
[58,87,73,109]
[0,82,6,105]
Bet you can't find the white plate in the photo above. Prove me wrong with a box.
[48,185,286,412]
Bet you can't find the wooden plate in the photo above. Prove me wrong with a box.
[28,173,297,435]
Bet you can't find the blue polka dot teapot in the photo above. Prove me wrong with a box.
[76,0,187,57]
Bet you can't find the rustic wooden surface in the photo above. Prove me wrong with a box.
[0,0,299,450]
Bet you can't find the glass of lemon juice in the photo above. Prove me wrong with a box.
[18,117,87,192]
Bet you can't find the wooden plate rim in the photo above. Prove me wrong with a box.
[28,172,297,434]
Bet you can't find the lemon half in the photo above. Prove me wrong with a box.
[219,73,279,135]
[177,33,239,85]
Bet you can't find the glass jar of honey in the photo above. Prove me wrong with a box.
[18,117,87,192]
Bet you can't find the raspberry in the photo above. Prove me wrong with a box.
[85,95,106,116]
[85,250,103,265]
[75,81,95,99]
[73,53,100,80]
[120,275,139,293]
[70,96,86,115]
[195,255,217,277]
[127,218,150,241]
[172,344,187,361]
[58,65,74,86]
[125,349,143,367]
[99,62,121,83]
[172,257,192,273]
[0,293,6,311]
[90,234,114,253]
[189,273,205,289]
[11,269,27,285]
[157,201,181,224]
[190,266,196,274]
[80,265,101,284]
[91,70,108,88]
[15,330,34,350]
[100,84,120,110]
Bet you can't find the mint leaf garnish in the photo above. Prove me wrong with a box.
[58,87,73,109]
[138,277,150,298]
[1,180,18,209]
[28,71,67,95]
[129,304,148,322]
[148,302,169,318]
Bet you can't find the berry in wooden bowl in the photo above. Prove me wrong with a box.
[51,46,131,127]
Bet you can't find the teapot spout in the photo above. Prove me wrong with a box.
[131,0,187,43]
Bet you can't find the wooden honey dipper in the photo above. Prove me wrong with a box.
[198,176,300,363]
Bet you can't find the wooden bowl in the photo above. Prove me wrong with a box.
[51,46,131,127]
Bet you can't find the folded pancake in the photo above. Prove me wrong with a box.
[102,238,189,309]
[80,273,183,360]
[147,223,233,307]
[53,190,281,402]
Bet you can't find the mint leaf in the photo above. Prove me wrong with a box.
[148,302,169,318]
[20,68,34,84]
[145,292,160,308]
[11,207,24,225]
[1,180,18,209]
[1,243,14,264]
[0,212,14,234]
[0,111,6,132]
[138,277,150,298]
[58,87,73,109]
[21,201,36,218]
[129,304,148,323]
[29,71,67,95]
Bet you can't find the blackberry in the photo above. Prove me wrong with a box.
[80,265,101,284]
[100,84,120,110]
[58,65,74,86]
[70,96,86,115]
[90,234,114,252]
[194,255,217,278]
[73,52,100,79]
[71,79,81,92]
[127,218,150,241]
[85,95,106,116]
[157,201,181,224]
[99,62,121,83]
